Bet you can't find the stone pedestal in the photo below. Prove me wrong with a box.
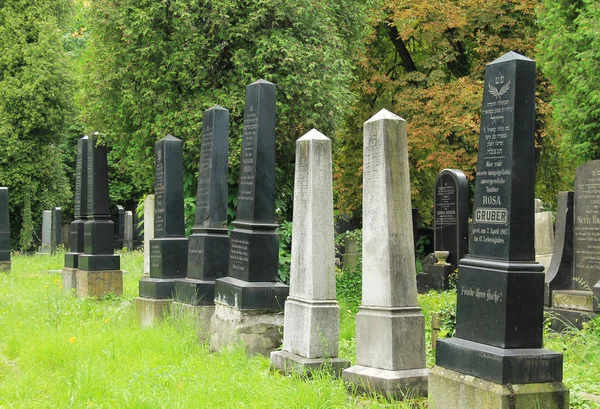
[547,289,598,331]
[210,302,283,356]
[270,350,350,377]
[135,297,172,329]
[62,267,77,292]
[171,301,215,342]
[76,269,123,298]
[344,366,429,400]
[429,366,569,409]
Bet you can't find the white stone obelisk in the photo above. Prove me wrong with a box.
[270,129,350,375]
[342,109,428,398]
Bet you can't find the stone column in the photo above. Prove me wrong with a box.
[342,109,428,399]
[136,135,188,327]
[77,132,122,297]
[210,79,289,356]
[124,211,133,250]
[0,188,10,272]
[173,105,230,340]
[38,210,52,254]
[430,52,568,409]
[270,129,350,375]
[143,194,155,275]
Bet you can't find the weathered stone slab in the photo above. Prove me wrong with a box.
[76,269,123,298]
[535,211,554,271]
[61,267,77,293]
[171,301,215,342]
[123,210,133,250]
[38,210,52,254]
[135,297,172,329]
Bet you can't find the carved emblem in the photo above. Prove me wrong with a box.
[488,80,511,99]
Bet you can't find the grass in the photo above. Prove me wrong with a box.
[0,251,599,408]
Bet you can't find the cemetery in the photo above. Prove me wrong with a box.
[1,1,600,408]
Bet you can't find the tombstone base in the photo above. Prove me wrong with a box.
[342,365,429,400]
[545,306,595,332]
[0,261,10,272]
[209,302,283,356]
[173,278,215,306]
[417,264,453,293]
[436,337,563,384]
[270,350,350,377]
[552,290,599,313]
[64,252,79,268]
[214,276,289,311]
[149,237,188,277]
[135,297,172,328]
[76,269,123,298]
[428,366,569,409]
[171,302,214,342]
[61,267,78,293]
[139,277,178,299]
[78,254,120,271]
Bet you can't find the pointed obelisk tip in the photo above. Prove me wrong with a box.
[250,78,275,86]
[298,128,330,142]
[491,51,534,64]
[365,108,404,124]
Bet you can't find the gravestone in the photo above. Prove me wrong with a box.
[63,136,89,290]
[418,169,468,292]
[124,211,133,250]
[430,52,568,409]
[173,106,230,340]
[0,188,10,272]
[111,205,124,250]
[136,135,188,327]
[210,80,289,356]
[38,211,52,254]
[342,110,428,399]
[271,130,350,376]
[535,209,554,272]
[51,207,62,254]
[77,133,122,297]
[143,194,155,276]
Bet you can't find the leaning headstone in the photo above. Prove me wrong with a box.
[430,52,568,409]
[111,205,124,250]
[38,210,52,254]
[136,135,188,328]
[173,106,230,340]
[123,211,133,250]
[271,130,350,376]
[63,136,89,290]
[210,79,289,356]
[342,110,428,399]
[0,188,10,272]
[51,207,62,255]
[143,194,155,276]
[418,169,468,292]
[535,209,554,271]
[77,133,122,297]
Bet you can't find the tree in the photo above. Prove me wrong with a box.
[538,0,600,164]
[334,0,564,222]
[79,0,372,225]
[0,0,74,250]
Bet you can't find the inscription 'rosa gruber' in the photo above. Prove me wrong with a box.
[474,208,508,224]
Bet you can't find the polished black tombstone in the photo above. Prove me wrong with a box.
[111,205,124,250]
[0,187,10,271]
[139,135,188,299]
[436,52,563,385]
[78,133,120,271]
[65,136,89,268]
[175,106,230,306]
[51,207,62,255]
[215,80,288,310]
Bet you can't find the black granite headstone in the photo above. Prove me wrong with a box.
[573,160,600,290]
[139,135,188,299]
[215,79,288,310]
[0,187,10,269]
[544,191,574,305]
[78,133,120,271]
[175,106,230,306]
[51,207,62,255]
[65,136,89,268]
[436,52,563,385]
[111,205,124,250]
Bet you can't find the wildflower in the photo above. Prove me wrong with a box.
[104,317,111,324]
[69,336,76,344]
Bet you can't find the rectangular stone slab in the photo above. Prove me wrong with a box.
[173,279,216,306]
[214,276,289,311]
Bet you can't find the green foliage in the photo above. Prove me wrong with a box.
[335,229,363,310]
[276,220,292,284]
[0,0,74,250]
[538,0,600,165]
[79,0,372,226]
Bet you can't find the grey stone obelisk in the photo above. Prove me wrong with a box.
[77,132,122,297]
[342,109,428,399]
[173,105,230,340]
[271,129,350,376]
[0,188,10,272]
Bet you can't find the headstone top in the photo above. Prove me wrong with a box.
[161,134,179,141]
[491,51,534,64]
[209,104,227,111]
[298,129,329,141]
[364,108,404,124]
[250,78,274,86]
